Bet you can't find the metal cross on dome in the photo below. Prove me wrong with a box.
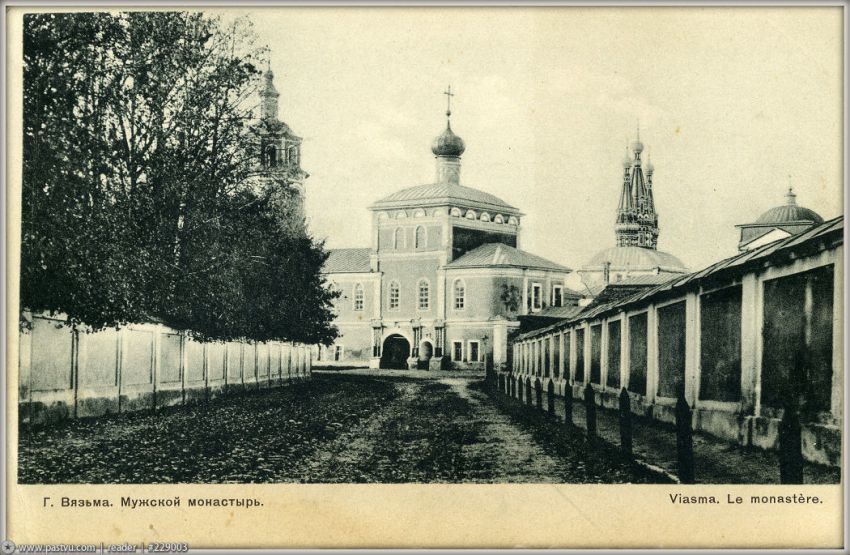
[444,85,454,117]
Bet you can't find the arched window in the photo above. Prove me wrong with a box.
[395,210,407,219]
[393,227,404,249]
[413,209,426,218]
[453,279,466,310]
[465,210,477,220]
[415,226,426,249]
[480,212,491,222]
[494,214,505,224]
[418,279,430,310]
[450,207,462,217]
[388,281,401,310]
[508,216,519,225]
[353,283,364,311]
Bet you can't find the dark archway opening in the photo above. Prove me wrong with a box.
[380,335,410,369]
[417,340,434,370]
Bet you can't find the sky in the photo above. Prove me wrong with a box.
[222,7,843,277]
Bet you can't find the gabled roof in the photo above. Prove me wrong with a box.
[518,215,843,341]
[322,248,372,274]
[446,243,570,272]
[370,183,520,214]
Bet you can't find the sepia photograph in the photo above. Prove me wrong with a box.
[4,2,846,550]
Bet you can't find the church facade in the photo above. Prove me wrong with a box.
[321,99,572,370]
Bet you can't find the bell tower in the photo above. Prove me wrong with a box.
[252,66,309,224]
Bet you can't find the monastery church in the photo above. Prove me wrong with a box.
[321,88,571,370]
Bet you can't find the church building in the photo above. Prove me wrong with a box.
[321,91,572,370]
[578,134,688,288]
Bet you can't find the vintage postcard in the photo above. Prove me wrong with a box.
[4,3,845,550]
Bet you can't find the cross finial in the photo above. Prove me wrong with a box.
[444,85,454,118]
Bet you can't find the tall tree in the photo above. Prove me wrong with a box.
[22,12,338,344]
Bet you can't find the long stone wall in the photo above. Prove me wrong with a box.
[507,241,843,467]
[18,311,314,425]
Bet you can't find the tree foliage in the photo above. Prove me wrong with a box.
[22,12,338,344]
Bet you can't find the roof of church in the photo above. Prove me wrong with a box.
[370,183,520,214]
[754,205,823,225]
[446,243,570,272]
[743,188,824,227]
[583,246,687,273]
[323,248,371,273]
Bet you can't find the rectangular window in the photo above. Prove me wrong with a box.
[657,301,687,398]
[532,283,542,311]
[418,280,430,310]
[564,332,571,381]
[575,329,585,383]
[389,282,400,310]
[469,341,480,363]
[761,265,834,416]
[628,313,648,395]
[553,335,561,378]
[590,324,602,384]
[544,339,550,377]
[452,341,463,362]
[453,280,465,310]
[699,286,742,402]
[607,320,622,389]
[552,285,563,307]
[353,284,364,311]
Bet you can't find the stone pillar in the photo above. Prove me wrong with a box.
[740,273,759,415]
[492,320,507,367]
[830,246,844,423]
[646,306,658,404]
[684,292,699,406]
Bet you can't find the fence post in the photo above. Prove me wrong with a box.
[525,378,533,407]
[675,388,695,484]
[779,401,804,484]
[564,382,573,427]
[547,380,556,416]
[535,379,543,411]
[619,387,633,455]
[485,354,495,388]
[584,382,596,439]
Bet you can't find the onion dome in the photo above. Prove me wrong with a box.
[431,122,466,157]
[645,158,654,173]
[631,139,644,155]
[755,187,824,225]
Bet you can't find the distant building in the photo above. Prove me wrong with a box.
[248,69,309,220]
[578,134,687,287]
[321,92,572,370]
[735,187,824,251]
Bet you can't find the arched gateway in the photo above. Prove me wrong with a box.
[380,334,410,369]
